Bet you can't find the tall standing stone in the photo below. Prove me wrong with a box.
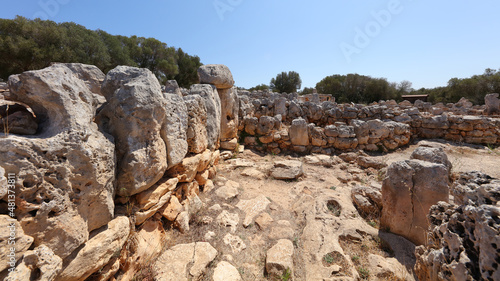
[188,84,221,150]
[198,64,238,150]
[485,93,500,115]
[99,66,187,196]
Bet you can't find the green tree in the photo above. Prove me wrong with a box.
[173,48,202,88]
[300,87,315,95]
[270,71,302,93]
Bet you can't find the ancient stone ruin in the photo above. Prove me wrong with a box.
[0,63,499,280]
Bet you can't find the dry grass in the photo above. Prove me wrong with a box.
[339,234,404,281]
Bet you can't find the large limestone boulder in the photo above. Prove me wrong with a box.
[3,63,115,259]
[219,87,239,142]
[410,146,452,174]
[183,95,208,153]
[98,66,187,196]
[213,261,241,281]
[55,216,130,281]
[380,160,449,245]
[197,64,234,89]
[415,172,500,281]
[189,84,221,150]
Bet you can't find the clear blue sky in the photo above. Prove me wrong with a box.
[2,0,500,90]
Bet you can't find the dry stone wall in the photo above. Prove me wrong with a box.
[237,90,500,155]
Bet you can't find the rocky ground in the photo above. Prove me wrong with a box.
[134,139,499,281]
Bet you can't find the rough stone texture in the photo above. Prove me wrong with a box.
[367,254,410,281]
[0,166,7,199]
[255,212,274,230]
[357,156,387,169]
[0,102,38,135]
[163,80,182,97]
[135,178,178,211]
[98,66,188,196]
[351,184,382,218]
[135,191,172,225]
[410,146,452,174]
[414,172,500,281]
[289,118,309,146]
[236,195,271,227]
[216,210,239,233]
[485,93,500,115]
[215,180,240,200]
[56,216,130,281]
[223,233,247,253]
[154,242,218,281]
[189,84,221,150]
[3,63,115,259]
[213,261,242,281]
[198,64,235,89]
[219,87,239,141]
[271,160,304,180]
[161,195,183,221]
[3,245,62,281]
[183,94,208,153]
[266,239,294,279]
[381,160,449,245]
[0,215,33,272]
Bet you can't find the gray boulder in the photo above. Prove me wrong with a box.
[289,118,309,146]
[189,84,221,150]
[198,64,234,89]
[381,160,449,245]
[98,66,187,196]
[485,93,500,115]
[183,95,208,153]
[219,87,239,141]
[3,63,115,258]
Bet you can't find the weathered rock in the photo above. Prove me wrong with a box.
[0,166,7,199]
[357,156,387,169]
[241,167,266,180]
[183,94,208,153]
[134,191,173,225]
[166,153,202,183]
[485,93,500,115]
[415,172,500,281]
[135,178,179,211]
[0,215,33,272]
[219,87,239,141]
[4,245,62,281]
[351,184,382,218]
[161,195,183,221]
[223,233,247,253]
[56,216,130,281]
[289,118,309,146]
[410,146,452,174]
[0,102,38,135]
[266,239,294,279]
[213,261,242,281]
[163,80,182,97]
[381,160,449,245]
[216,210,239,233]
[236,195,271,227]
[189,84,221,149]
[3,63,115,259]
[154,242,218,281]
[271,160,304,180]
[215,180,240,200]
[198,64,234,89]
[255,212,274,230]
[99,66,187,196]
[367,254,411,281]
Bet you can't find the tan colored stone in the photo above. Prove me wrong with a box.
[56,216,130,281]
[0,215,33,272]
[255,213,274,230]
[135,178,178,211]
[266,239,294,279]
[236,195,271,227]
[162,196,183,221]
[213,261,241,281]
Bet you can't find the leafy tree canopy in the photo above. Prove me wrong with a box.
[270,71,302,93]
[0,16,202,87]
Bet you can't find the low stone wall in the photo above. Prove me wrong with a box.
[237,90,500,154]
